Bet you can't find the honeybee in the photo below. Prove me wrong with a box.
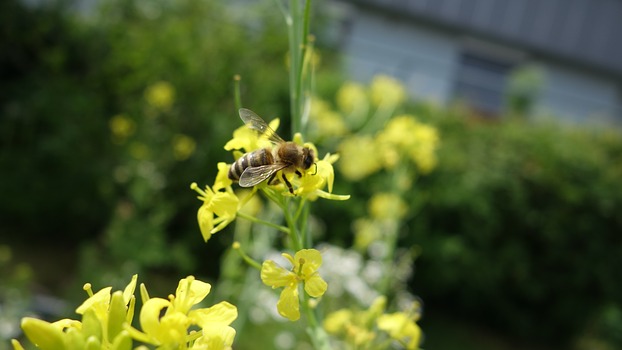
[227,108,315,194]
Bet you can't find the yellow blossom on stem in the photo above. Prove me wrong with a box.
[190,182,239,241]
[323,296,387,348]
[17,275,138,350]
[125,276,238,349]
[260,249,328,321]
[224,118,280,153]
[292,151,350,201]
[377,311,422,350]
[145,81,175,111]
[370,75,406,107]
[338,135,382,181]
[368,192,408,221]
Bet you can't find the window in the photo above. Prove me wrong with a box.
[453,48,517,117]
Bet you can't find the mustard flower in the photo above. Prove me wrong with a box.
[370,75,406,107]
[172,134,196,161]
[375,114,439,173]
[368,192,408,221]
[145,81,175,111]
[292,150,350,201]
[377,312,422,350]
[126,276,238,349]
[336,81,368,118]
[224,117,280,153]
[337,135,382,181]
[260,249,328,321]
[16,275,138,350]
[190,182,239,242]
[109,114,135,143]
[323,296,387,348]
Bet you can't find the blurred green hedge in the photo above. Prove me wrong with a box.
[0,0,291,291]
[407,106,622,346]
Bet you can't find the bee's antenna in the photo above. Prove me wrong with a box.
[312,162,318,175]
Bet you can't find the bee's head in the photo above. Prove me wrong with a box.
[302,147,315,170]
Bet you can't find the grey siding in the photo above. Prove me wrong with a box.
[342,0,622,78]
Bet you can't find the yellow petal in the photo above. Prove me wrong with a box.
[377,312,421,349]
[323,309,352,334]
[294,249,322,277]
[174,277,211,313]
[210,192,239,218]
[315,190,350,201]
[107,291,127,341]
[122,274,138,305]
[261,260,296,288]
[76,287,112,315]
[21,317,65,350]
[189,301,238,328]
[11,339,25,350]
[197,204,214,242]
[194,325,236,348]
[277,284,300,321]
[304,274,327,298]
[213,162,233,191]
[139,298,170,338]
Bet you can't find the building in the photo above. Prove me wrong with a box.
[329,0,622,124]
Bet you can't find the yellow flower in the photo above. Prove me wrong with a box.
[368,193,408,220]
[338,135,382,181]
[172,134,196,161]
[293,151,350,201]
[109,114,135,143]
[375,115,439,173]
[260,249,328,321]
[224,118,280,153]
[309,108,348,137]
[190,183,239,242]
[323,296,387,347]
[336,81,368,116]
[377,312,422,350]
[19,275,138,350]
[145,81,175,111]
[370,75,406,107]
[213,162,234,192]
[352,218,382,251]
[126,276,237,349]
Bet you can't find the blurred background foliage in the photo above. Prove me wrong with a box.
[1,0,622,349]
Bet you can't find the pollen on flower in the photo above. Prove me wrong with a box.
[232,242,241,250]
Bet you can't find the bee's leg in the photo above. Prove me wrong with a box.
[267,172,279,185]
[281,173,295,194]
[295,170,302,178]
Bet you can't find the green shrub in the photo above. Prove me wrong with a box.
[0,0,291,290]
[408,106,622,346]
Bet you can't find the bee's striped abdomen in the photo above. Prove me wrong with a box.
[228,148,273,181]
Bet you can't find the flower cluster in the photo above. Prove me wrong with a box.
[324,296,422,350]
[309,75,439,183]
[14,275,237,350]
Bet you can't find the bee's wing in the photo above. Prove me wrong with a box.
[239,108,285,144]
[239,164,287,187]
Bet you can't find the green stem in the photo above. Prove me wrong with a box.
[233,74,242,110]
[288,0,312,137]
[233,242,262,270]
[282,199,303,252]
[237,211,290,234]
